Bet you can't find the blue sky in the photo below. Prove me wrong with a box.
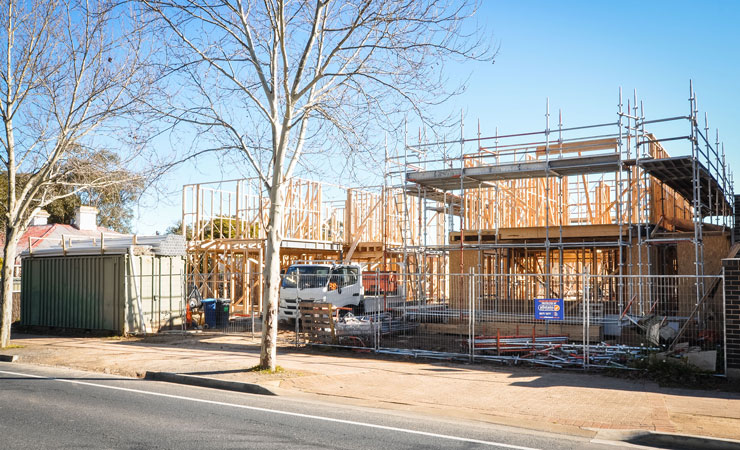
[133,1,740,234]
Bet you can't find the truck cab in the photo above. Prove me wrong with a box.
[278,263,364,321]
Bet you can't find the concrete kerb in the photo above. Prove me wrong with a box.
[0,354,19,362]
[142,369,739,449]
[144,371,277,396]
[7,334,740,444]
[594,429,740,450]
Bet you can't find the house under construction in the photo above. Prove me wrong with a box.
[183,86,734,328]
[182,176,446,315]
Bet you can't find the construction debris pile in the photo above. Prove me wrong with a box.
[334,312,418,344]
[183,86,734,375]
[468,334,656,369]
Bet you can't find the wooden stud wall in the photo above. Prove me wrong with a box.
[180,135,721,317]
[184,178,328,244]
[458,138,692,231]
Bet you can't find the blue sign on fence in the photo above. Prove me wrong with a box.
[534,298,564,320]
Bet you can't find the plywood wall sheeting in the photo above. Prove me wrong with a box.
[702,232,731,276]
[677,232,730,277]
[623,240,656,276]
[449,248,483,275]
[674,232,729,316]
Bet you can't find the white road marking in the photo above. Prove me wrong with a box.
[589,439,651,448]
[1,368,539,449]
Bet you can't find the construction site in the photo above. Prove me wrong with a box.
[182,86,736,372]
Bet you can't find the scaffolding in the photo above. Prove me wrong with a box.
[182,85,733,322]
[387,85,734,317]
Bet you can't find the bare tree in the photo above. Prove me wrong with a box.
[143,0,493,370]
[0,0,157,347]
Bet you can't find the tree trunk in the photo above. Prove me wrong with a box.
[0,231,18,348]
[259,180,285,371]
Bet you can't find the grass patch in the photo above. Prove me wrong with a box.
[247,365,286,374]
[635,357,715,388]
[2,344,24,349]
[604,353,739,392]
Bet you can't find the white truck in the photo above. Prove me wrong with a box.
[278,263,365,322]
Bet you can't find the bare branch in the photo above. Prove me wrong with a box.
[0,0,162,347]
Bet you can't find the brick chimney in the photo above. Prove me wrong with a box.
[30,210,50,226]
[73,206,98,231]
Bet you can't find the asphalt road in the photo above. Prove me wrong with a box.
[0,362,628,450]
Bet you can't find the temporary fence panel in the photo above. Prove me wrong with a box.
[589,274,725,372]
[468,272,593,368]
[179,269,726,374]
[185,272,261,335]
[290,272,725,373]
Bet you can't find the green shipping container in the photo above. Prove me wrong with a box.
[20,254,185,334]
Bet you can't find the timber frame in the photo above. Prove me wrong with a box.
[182,86,734,317]
[182,176,446,314]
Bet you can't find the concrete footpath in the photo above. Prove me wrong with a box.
[3,332,740,442]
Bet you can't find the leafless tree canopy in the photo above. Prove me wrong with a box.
[146,0,494,185]
[0,0,159,347]
[144,0,493,370]
[0,0,155,225]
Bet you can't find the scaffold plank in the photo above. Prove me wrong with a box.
[407,153,623,190]
[639,156,731,214]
